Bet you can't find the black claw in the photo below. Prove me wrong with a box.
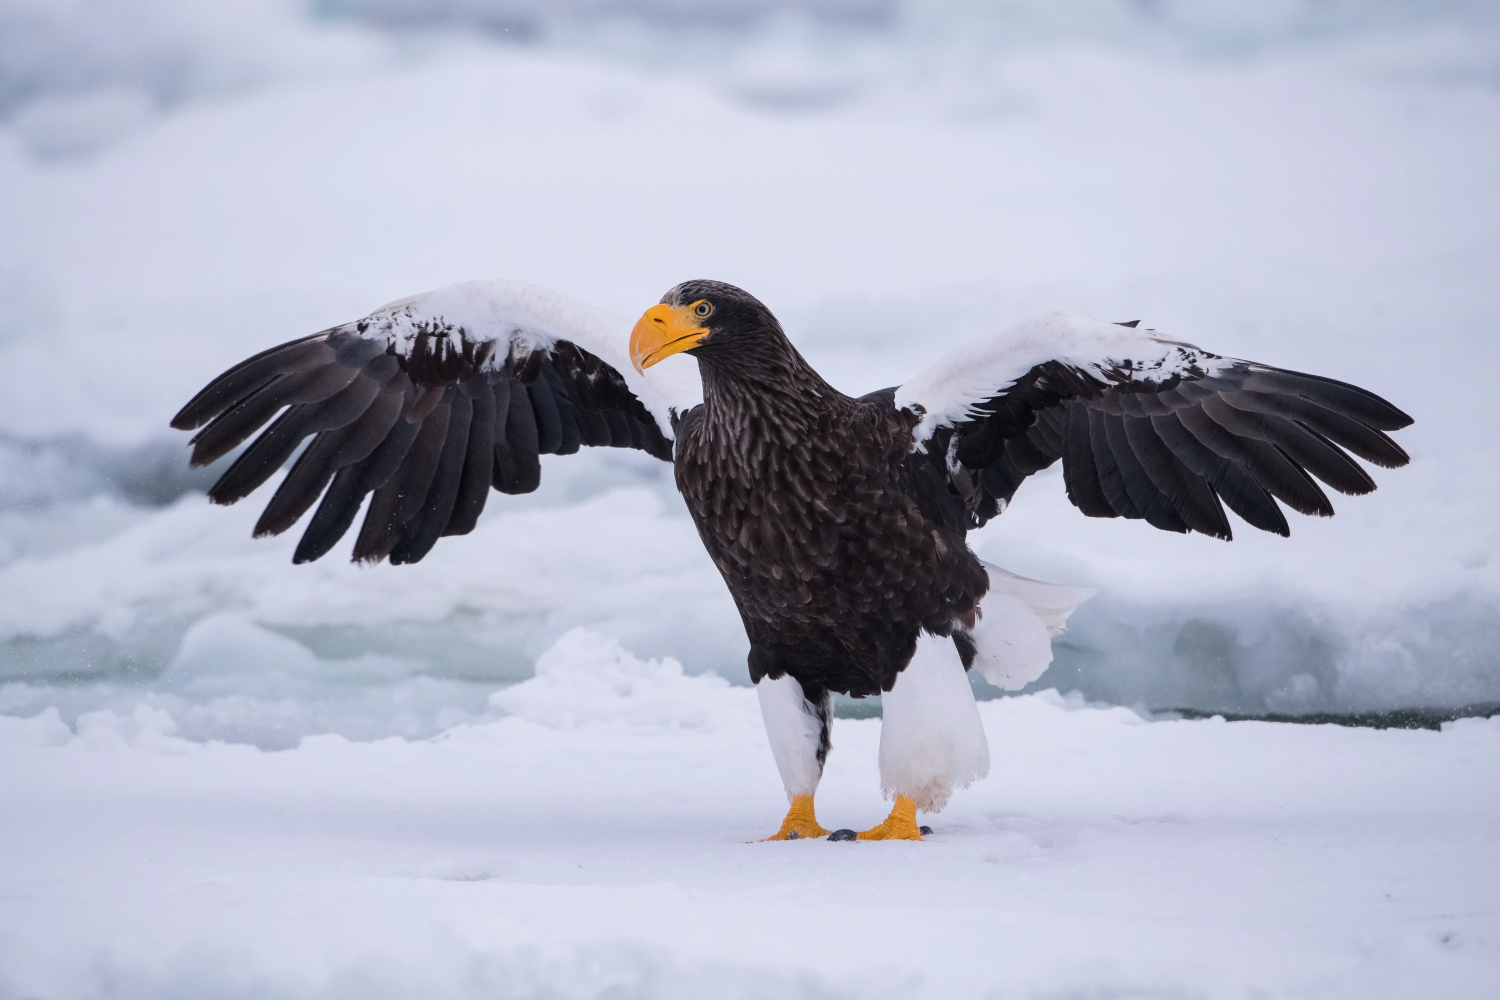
[919,826,933,836]
[828,829,857,842]
[787,830,800,840]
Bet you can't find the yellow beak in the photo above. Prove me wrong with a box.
[630,303,709,373]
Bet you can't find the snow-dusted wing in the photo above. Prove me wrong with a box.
[172,280,701,565]
[893,312,1411,538]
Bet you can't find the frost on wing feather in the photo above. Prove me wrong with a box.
[894,311,1233,448]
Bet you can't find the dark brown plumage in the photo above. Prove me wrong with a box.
[665,280,987,700]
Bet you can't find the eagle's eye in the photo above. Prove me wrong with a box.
[692,300,714,319]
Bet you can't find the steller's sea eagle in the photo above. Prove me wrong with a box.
[172,279,1411,841]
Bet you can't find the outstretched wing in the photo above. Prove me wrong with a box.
[171,280,701,564]
[893,312,1411,539]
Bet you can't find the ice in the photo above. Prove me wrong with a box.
[488,629,751,731]
[3,6,1498,727]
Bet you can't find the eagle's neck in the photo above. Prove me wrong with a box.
[693,338,846,473]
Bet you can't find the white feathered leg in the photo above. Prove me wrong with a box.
[874,631,991,828]
[755,673,833,840]
[857,564,1092,841]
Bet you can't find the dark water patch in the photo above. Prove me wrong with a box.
[832,693,881,719]
[1161,703,1500,731]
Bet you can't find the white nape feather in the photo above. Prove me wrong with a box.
[357,279,702,438]
[969,562,1094,692]
[893,311,1232,447]
[879,631,990,813]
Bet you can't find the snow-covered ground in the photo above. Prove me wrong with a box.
[4,631,1499,998]
[2,1,1499,995]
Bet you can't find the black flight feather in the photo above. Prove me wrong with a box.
[527,368,563,455]
[1087,407,1142,519]
[501,375,542,494]
[353,396,451,562]
[1121,414,1231,539]
[255,377,407,538]
[1150,412,1289,535]
[189,363,362,468]
[1101,413,1188,532]
[391,388,473,564]
[1062,402,1114,517]
[1239,368,1412,431]
[540,362,583,455]
[206,371,383,505]
[171,335,332,431]
[292,395,421,564]
[443,378,497,537]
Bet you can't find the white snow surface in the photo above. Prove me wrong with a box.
[2,630,1498,998]
[2,5,1500,994]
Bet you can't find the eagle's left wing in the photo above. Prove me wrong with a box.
[893,312,1411,538]
[172,280,701,564]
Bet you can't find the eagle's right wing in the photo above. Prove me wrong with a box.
[171,280,702,565]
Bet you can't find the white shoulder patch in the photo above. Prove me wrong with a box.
[354,279,701,437]
[893,311,1229,448]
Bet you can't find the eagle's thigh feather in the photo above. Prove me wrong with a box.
[755,674,832,801]
[878,633,990,813]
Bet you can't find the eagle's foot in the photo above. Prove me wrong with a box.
[856,795,924,841]
[760,794,831,841]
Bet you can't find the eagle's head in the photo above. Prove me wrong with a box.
[630,280,785,374]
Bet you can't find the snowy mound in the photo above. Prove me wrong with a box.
[487,629,755,731]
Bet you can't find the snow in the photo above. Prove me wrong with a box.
[2,2,1500,995]
[2,630,1498,998]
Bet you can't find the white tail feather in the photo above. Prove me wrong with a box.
[968,562,1093,691]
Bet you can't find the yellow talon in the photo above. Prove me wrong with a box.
[856,795,924,841]
[761,794,831,841]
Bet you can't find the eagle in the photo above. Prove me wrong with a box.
[172,279,1411,841]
